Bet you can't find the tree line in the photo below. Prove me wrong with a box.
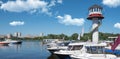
[32,32,119,41]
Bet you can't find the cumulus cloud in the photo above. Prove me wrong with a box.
[9,21,25,26]
[0,0,62,16]
[56,14,85,26]
[114,23,120,29]
[102,0,120,7]
[57,0,62,4]
[49,0,56,7]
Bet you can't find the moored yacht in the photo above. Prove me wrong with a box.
[4,38,22,44]
[105,36,120,56]
[70,43,117,59]
[46,40,70,54]
[54,42,85,59]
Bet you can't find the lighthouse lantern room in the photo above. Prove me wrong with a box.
[87,4,104,43]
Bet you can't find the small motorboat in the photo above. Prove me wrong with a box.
[0,41,9,46]
[11,40,22,44]
[70,43,117,59]
[5,39,22,44]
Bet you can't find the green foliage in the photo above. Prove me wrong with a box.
[21,32,119,41]
[71,33,78,40]
[99,32,118,40]
[80,33,92,41]
[47,34,66,39]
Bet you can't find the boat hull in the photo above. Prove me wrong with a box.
[12,41,22,44]
[0,42,9,46]
[55,54,71,59]
[47,46,67,54]
[48,49,60,54]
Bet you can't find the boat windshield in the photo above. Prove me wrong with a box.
[85,46,104,54]
[0,38,5,41]
[57,42,70,46]
[68,45,83,50]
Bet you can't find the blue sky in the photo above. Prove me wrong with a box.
[0,0,120,36]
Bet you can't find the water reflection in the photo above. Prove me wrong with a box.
[0,40,62,59]
[47,54,59,59]
[0,44,9,50]
[13,44,22,52]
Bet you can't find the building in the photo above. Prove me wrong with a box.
[14,32,21,37]
[40,33,44,37]
[7,33,13,38]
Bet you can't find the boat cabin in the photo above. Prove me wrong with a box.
[67,42,85,50]
[85,44,106,54]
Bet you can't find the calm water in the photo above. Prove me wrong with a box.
[0,40,59,59]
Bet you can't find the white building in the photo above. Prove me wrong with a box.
[7,34,12,38]
[14,32,21,37]
[40,33,44,37]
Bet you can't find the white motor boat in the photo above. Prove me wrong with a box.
[0,41,9,46]
[46,40,69,54]
[54,42,85,59]
[0,38,9,46]
[4,39,22,44]
[70,43,117,59]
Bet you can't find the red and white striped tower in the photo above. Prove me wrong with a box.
[87,4,104,43]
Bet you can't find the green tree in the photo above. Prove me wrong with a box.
[71,33,78,40]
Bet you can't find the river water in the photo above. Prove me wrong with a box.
[0,40,59,59]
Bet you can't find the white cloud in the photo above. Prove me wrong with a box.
[49,0,56,7]
[9,21,25,26]
[57,14,85,26]
[0,1,3,4]
[102,0,120,7]
[114,23,120,29]
[0,0,63,16]
[57,0,62,4]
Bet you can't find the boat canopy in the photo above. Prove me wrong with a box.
[85,43,107,47]
[68,42,85,46]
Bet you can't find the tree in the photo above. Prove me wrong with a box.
[47,34,55,39]
[71,33,78,40]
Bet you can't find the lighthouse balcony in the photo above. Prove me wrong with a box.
[87,13,104,20]
[89,12,102,15]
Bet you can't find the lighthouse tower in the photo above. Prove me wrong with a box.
[87,4,104,43]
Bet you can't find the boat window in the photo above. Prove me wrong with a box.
[85,46,104,54]
[63,42,70,46]
[68,46,72,50]
[68,45,83,50]
[57,42,70,46]
[57,43,64,46]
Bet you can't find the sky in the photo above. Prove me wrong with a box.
[0,0,120,36]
